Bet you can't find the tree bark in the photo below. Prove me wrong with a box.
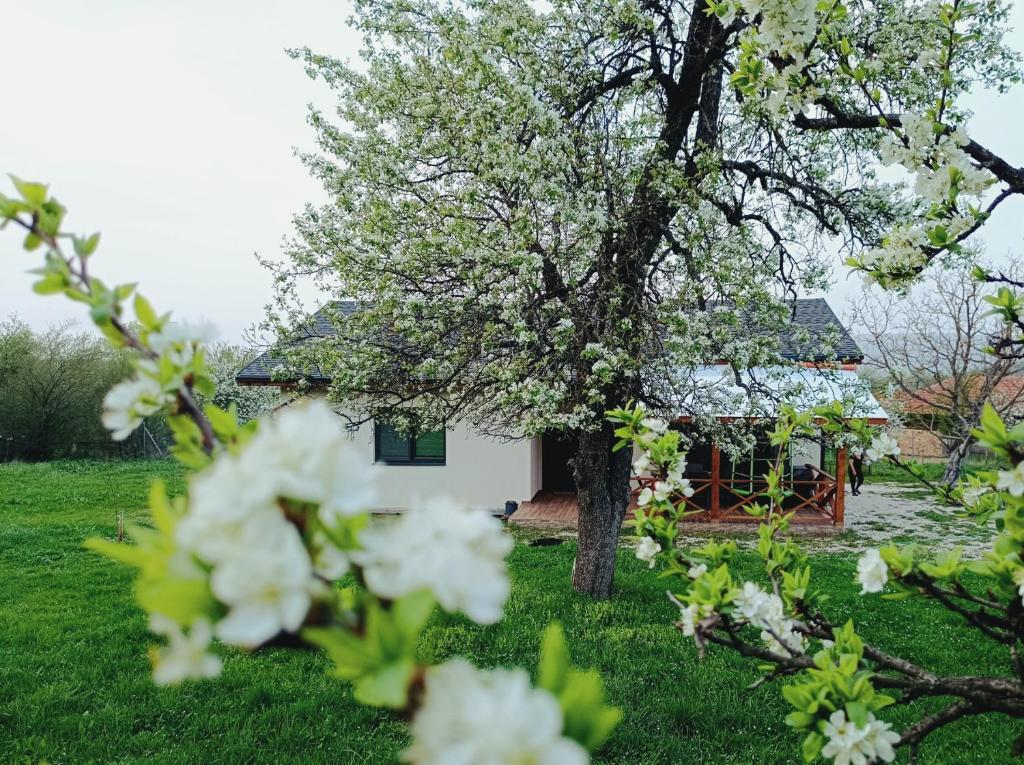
[571,421,633,599]
[940,436,974,487]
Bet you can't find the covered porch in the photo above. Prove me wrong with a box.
[511,365,886,530]
[511,444,847,529]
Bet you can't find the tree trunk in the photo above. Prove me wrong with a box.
[571,421,633,599]
[940,437,974,487]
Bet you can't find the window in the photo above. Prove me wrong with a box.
[374,422,446,465]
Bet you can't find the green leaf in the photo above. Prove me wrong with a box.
[538,622,571,693]
[801,731,825,762]
[353,658,416,708]
[85,536,149,566]
[73,232,101,258]
[9,175,48,208]
[393,589,435,639]
[134,293,159,330]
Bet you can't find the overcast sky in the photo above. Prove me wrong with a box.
[2,1,1023,343]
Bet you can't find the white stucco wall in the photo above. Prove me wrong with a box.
[351,419,535,512]
[282,391,535,511]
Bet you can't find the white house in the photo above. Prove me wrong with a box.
[237,299,886,523]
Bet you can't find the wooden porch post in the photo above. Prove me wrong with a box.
[710,444,721,519]
[835,447,847,526]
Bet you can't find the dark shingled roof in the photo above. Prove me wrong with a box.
[781,298,863,363]
[235,301,361,385]
[235,297,862,385]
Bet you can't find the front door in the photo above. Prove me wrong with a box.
[541,432,576,492]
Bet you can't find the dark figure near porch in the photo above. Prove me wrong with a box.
[848,451,865,496]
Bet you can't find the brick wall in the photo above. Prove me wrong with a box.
[895,427,946,459]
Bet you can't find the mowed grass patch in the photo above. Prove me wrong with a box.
[0,460,1016,763]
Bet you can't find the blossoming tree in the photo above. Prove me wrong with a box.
[270,0,995,598]
[0,179,621,763]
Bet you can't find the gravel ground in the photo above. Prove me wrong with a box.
[833,481,994,555]
[660,481,997,556]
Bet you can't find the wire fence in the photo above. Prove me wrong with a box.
[0,423,168,463]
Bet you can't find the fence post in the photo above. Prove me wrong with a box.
[710,444,721,519]
[835,447,847,526]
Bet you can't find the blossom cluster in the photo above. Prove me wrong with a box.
[822,710,900,765]
[131,400,516,690]
[733,581,805,656]
[405,659,589,765]
[101,320,217,440]
[858,109,993,282]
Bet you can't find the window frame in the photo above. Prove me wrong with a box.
[373,421,446,466]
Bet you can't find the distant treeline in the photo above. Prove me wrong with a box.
[0,317,276,462]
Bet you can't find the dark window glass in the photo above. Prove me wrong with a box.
[374,422,445,465]
[376,424,412,462]
[414,429,445,460]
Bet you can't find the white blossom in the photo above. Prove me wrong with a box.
[821,710,872,765]
[353,497,513,625]
[734,582,804,655]
[635,536,661,568]
[857,549,889,594]
[149,614,222,685]
[687,563,708,579]
[148,320,218,366]
[641,416,668,434]
[678,601,713,637]
[101,375,171,440]
[862,716,901,763]
[210,521,320,647]
[996,463,1024,497]
[177,400,373,564]
[632,453,652,474]
[404,659,588,765]
[866,433,901,462]
[822,709,899,765]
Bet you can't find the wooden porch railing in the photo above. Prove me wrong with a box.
[629,447,846,525]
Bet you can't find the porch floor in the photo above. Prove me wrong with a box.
[510,491,837,530]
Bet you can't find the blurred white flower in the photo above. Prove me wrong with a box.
[641,417,668,434]
[637,487,654,506]
[632,453,652,474]
[857,549,889,594]
[653,481,672,502]
[101,375,170,440]
[353,498,513,625]
[148,320,218,366]
[312,532,350,580]
[178,400,373,563]
[866,433,901,462]
[210,520,318,647]
[687,563,707,579]
[677,601,713,637]
[635,536,661,568]
[996,463,1024,497]
[149,614,222,685]
[404,659,589,765]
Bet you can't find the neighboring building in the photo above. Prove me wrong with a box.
[888,374,1024,461]
[237,299,886,525]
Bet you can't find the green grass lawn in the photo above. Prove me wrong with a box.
[0,460,1017,764]
[865,455,1004,486]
